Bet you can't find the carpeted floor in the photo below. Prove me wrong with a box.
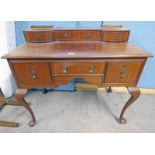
[0,90,155,133]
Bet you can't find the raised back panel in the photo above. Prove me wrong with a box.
[23,26,130,43]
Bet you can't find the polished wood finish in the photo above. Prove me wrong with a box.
[102,31,130,42]
[23,31,52,43]
[52,62,106,74]
[53,30,102,41]
[23,27,130,43]
[12,63,52,85]
[2,42,152,59]
[105,59,145,84]
[120,87,140,123]
[53,76,103,85]
[1,26,153,126]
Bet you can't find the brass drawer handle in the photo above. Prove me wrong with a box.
[87,32,90,38]
[31,70,37,79]
[89,65,95,73]
[35,34,40,39]
[114,33,120,39]
[120,69,126,78]
[63,66,68,73]
[64,33,67,38]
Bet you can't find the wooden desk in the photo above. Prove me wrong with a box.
[2,26,152,127]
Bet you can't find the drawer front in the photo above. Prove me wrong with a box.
[52,62,106,74]
[24,31,52,43]
[53,30,101,41]
[76,30,101,41]
[54,76,103,85]
[103,31,129,42]
[53,31,75,41]
[105,60,144,84]
[12,63,51,84]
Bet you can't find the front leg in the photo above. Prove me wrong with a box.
[119,87,140,124]
[15,89,36,127]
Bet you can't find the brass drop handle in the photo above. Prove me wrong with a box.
[35,34,40,40]
[64,32,67,38]
[87,32,90,38]
[89,65,95,73]
[63,66,68,73]
[114,33,120,39]
[31,70,37,79]
[120,69,126,78]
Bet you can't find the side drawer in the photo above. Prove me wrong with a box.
[23,31,52,43]
[103,31,130,42]
[11,63,52,85]
[52,62,106,74]
[105,59,145,84]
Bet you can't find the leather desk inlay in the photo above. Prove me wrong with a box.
[2,26,152,127]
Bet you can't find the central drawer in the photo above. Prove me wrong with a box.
[52,62,106,74]
[53,30,102,41]
[53,76,103,85]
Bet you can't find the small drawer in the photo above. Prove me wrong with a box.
[23,31,52,43]
[53,30,75,41]
[12,63,52,85]
[52,62,106,74]
[76,30,102,41]
[103,31,130,42]
[53,76,103,85]
[53,30,102,41]
[105,60,144,84]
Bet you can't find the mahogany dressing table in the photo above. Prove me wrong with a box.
[2,26,152,127]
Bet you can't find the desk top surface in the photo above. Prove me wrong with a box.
[2,41,152,59]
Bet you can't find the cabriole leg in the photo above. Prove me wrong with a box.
[119,87,140,124]
[15,89,36,127]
